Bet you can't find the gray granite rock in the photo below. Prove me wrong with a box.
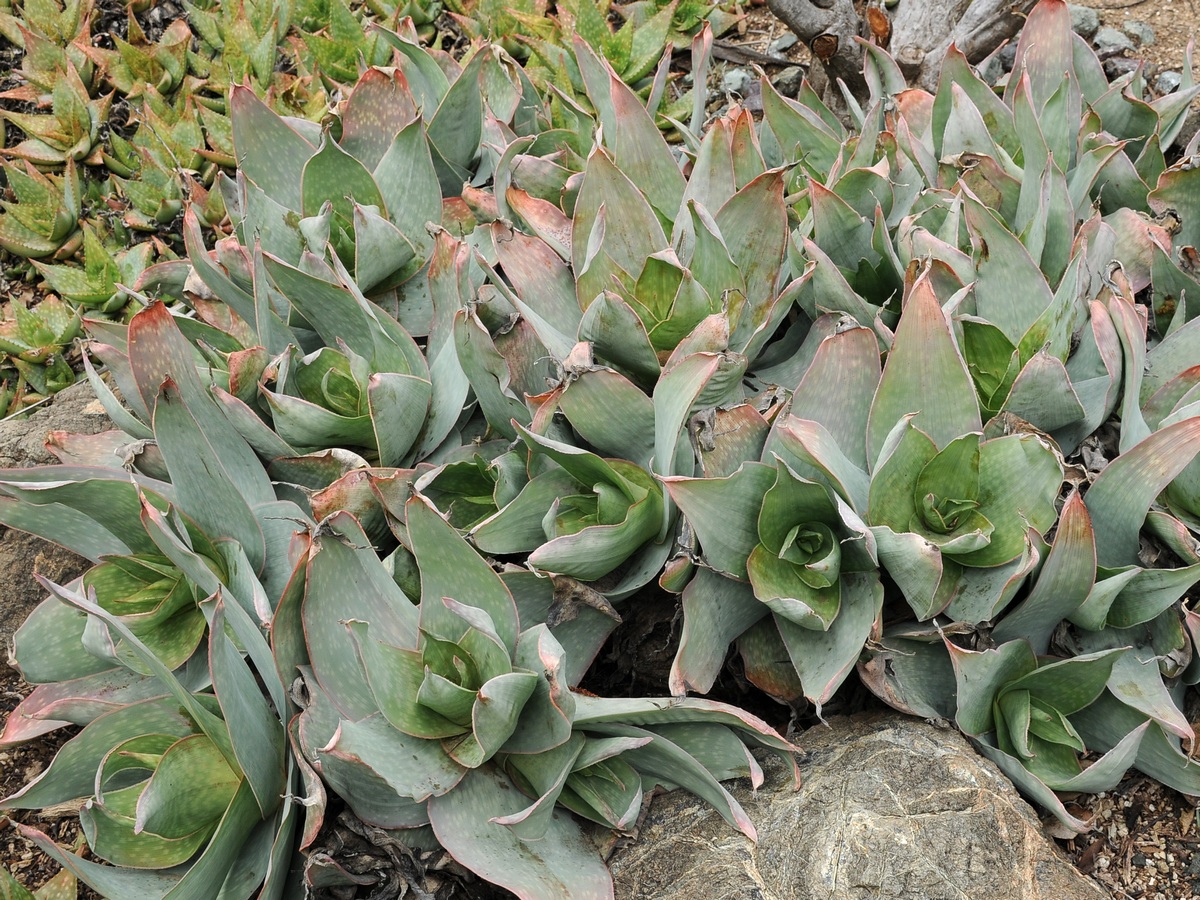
[773,66,805,99]
[1068,4,1099,40]
[1124,19,1155,47]
[0,381,109,646]
[0,380,111,469]
[721,67,753,97]
[1158,70,1183,94]
[606,713,1107,900]
[1094,26,1134,55]
[769,32,798,55]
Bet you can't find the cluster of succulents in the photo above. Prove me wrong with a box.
[3,0,1200,896]
[0,0,733,416]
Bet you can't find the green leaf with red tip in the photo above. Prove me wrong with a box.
[230,85,315,211]
[1085,417,1200,567]
[339,67,419,171]
[866,268,980,466]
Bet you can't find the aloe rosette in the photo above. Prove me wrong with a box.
[296,496,796,898]
[0,302,309,895]
[467,425,665,583]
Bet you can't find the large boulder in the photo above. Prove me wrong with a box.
[606,712,1105,900]
[0,382,111,648]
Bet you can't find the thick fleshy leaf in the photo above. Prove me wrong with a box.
[653,351,747,483]
[775,573,882,710]
[963,196,1055,344]
[373,118,441,256]
[866,268,980,465]
[557,367,655,468]
[663,463,775,579]
[767,417,871,515]
[992,491,1095,652]
[859,632,957,719]
[576,37,684,219]
[670,567,769,696]
[429,764,613,900]
[1001,351,1086,432]
[346,620,459,738]
[202,597,285,818]
[581,721,759,838]
[504,624,575,754]
[572,149,667,312]
[788,325,880,472]
[493,223,582,340]
[406,494,519,651]
[1085,417,1200,567]
[230,85,315,210]
[952,433,1062,568]
[871,525,960,620]
[134,734,239,840]
[324,712,465,802]
[303,513,418,718]
[10,595,114,684]
[947,639,1038,736]
[1106,652,1192,741]
[1006,649,1124,715]
[447,671,539,767]
[339,67,419,171]
[453,309,531,439]
[152,380,266,571]
[577,292,661,388]
[1073,693,1200,796]
[2,696,201,809]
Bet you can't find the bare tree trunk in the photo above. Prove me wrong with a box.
[766,0,1037,108]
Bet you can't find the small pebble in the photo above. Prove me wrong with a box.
[1156,71,1182,94]
[1124,20,1155,47]
[1094,26,1135,56]
[1067,4,1099,40]
[769,33,798,55]
[977,55,1003,86]
[773,65,804,98]
[1104,57,1140,79]
[721,67,752,97]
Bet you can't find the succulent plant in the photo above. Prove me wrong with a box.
[295,494,796,897]
[0,159,82,259]
[0,858,76,900]
[9,3,1200,895]
[294,0,396,86]
[0,59,111,165]
[81,14,192,100]
[0,295,80,402]
[33,226,154,313]
[185,0,294,91]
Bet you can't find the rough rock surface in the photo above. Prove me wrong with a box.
[0,381,110,647]
[606,712,1106,900]
[1067,4,1099,40]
